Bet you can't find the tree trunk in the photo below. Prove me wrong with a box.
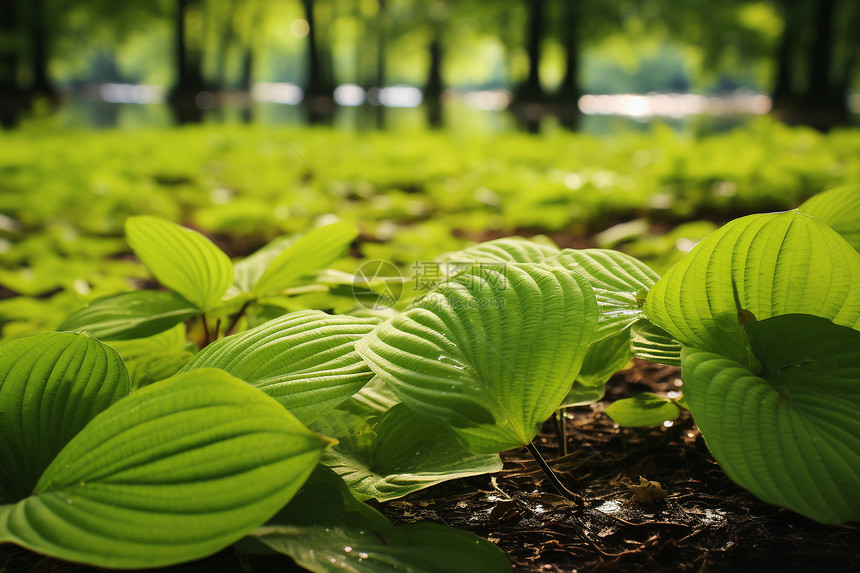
[213,3,238,90]
[27,0,56,100]
[518,0,545,102]
[0,0,27,127]
[558,0,580,100]
[0,0,21,90]
[170,0,206,123]
[372,0,386,128]
[805,0,836,106]
[239,45,253,123]
[557,0,581,129]
[239,45,253,92]
[303,0,329,97]
[771,0,801,109]
[424,27,443,128]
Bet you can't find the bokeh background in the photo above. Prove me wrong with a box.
[0,0,859,340]
[1,0,857,130]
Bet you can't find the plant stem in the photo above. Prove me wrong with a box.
[525,441,579,503]
[555,409,568,457]
[201,313,211,347]
[225,299,253,336]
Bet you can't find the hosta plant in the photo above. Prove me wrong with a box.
[3,185,859,570]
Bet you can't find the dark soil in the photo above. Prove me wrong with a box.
[2,360,859,572]
[377,360,860,572]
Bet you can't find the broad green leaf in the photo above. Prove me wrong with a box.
[576,327,634,387]
[542,248,659,339]
[107,324,194,389]
[313,403,502,502]
[0,332,129,503]
[252,222,358,296]
[644,211,860,365]
[605,393,680,427]
[560,382,605,408]
[183,310,378,425]
[336,376,400,417]
[629,318,683,366]
[125,216,233,311]
[234,235,299,292]
[799,185,860,252]
[682,314,860,523]
[439,236,560,264]
[0,369,331,568]
[252,466,511,573]
[356,263,599,454]
[58,290,198,340]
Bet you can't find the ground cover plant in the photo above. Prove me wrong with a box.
[1,180,858,570]
[3,119,860,341]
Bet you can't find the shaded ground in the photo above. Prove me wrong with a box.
[2,361,858,572]
[378,361,860,572]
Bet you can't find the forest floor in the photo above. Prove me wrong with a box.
[4,361,859,573]
[376,360,860,572]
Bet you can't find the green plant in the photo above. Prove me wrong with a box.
[2,185,859,570]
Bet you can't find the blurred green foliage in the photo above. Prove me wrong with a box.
[1,118,858,339]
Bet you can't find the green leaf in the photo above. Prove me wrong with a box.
[682,314,860,523]
[251,222,358,296]
[234,235,299,292]
[252,466,512,573]
[58,290,199,340]
[799,185,860,252]
[313,403,502,502]
[183,310,378,425]
[439,236,560,264]
[356,263,599,454]
[605,393,680,427]
[125,216,233,311]
[336,376,400,417]
[629,318,683,366]
[576,327,633,388]
[0,369,331,568]
[107,324,194,389]
[644,211,860,365]
[0,332,129,503]
[543,248,659,339]
[560,381,605,408]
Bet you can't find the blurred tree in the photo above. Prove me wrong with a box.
[302,0,335,97]
[168,0,207,122]
[770,0,858,129]
[0,0,27,126]
[516,0,545,102]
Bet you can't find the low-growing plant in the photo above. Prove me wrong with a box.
[2,186,859,569]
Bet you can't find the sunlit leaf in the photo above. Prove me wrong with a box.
[682,314,860,523]
[251,222,357,296]
[629,318,682,366]
[313,403,502,502]
[560,382,605,408]
[125,216,233,311]
[183,310,378,425]
[107,324,194,389]
[0,332,129,503]
[543,248,659,339]
[799,185,860,252]
[576,328,633,388]
[0,369,331,568]
[644,211,860,366]
[356,263,599,454]
[439,237,560,264]
[58,290,198,340]
[605,393,680,427]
